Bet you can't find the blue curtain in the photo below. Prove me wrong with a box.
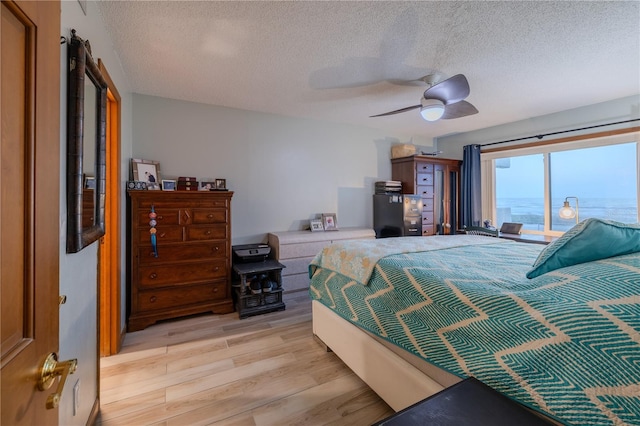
[461,144,482,228]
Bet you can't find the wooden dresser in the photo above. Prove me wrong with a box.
[127,190,234,331]
[391,156,462,236]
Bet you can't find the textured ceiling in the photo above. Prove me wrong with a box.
[96,1,640,140]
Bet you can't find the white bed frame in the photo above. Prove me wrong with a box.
[312,300,563,424]
[312,300,460,411]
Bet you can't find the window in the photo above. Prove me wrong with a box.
[483,132,639,235]
[550,144,638,231]
[495,155,544,232]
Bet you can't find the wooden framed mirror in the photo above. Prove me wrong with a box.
[67,29,107,253]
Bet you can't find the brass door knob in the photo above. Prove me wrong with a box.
[37,353,78,409]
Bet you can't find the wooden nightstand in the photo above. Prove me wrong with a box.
[373,377,554,425]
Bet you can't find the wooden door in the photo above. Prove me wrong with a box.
[1,1,61,424]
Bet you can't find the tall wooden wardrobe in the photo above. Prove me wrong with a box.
[391,155,462,236]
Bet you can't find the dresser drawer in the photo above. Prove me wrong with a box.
[138,242,227,265]
[417,185,434,198]
[136,281,228,311]
[422,213,434,226]
[138,259,227,287]
[415,162,433,173]
[422,198,434,212]
[137,208,180,227]
[416,172,433,186]
[137,226,183,244]
[422,225,435,236]
[191,209,227,224]
[186,225,227,241]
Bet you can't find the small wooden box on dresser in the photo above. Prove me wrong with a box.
[127,190,234,331]
[391,155,462,236]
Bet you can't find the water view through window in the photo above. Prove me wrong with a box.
[495,143,638,233]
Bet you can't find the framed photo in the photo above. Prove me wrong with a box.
[310,219,324,232]
[215,178,226,190]
[322,213,338,231]
[162,180,176,191]
[200,181,215,191]
[84,176,95,189]
[131,158,161,188]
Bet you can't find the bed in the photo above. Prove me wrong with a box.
[308,218,640,425]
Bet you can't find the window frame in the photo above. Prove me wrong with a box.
[481,130,640,236]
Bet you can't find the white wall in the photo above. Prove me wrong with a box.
[59,1,132,424]
[436,95,640,156]
[132,94,434,244]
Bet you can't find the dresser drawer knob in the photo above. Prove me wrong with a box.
[212,287,218,293]
[149,296,157,303]
[214,267,219,271]
[205,230,211,235]
[157,215,163,220]
[207,214,214,218]
[213,246,219,251]
[149,273,157,280]
[159,232,166,238]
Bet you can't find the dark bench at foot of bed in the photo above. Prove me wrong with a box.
[373,377,555,426]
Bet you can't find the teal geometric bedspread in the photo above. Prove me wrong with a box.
[309,240,640,425]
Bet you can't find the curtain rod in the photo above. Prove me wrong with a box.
[480,118,640,147]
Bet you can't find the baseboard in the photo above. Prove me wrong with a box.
[87,397,100,426]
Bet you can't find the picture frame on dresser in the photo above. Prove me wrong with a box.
[322,213,338,231]
[131,158,161,189]
[310,219,324,232]
[200,181,216,191]
[215,178,226,190]
[161,179,176,191]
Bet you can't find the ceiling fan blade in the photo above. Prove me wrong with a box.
[370,104,421,117]
[441,101,479,119]
[423,74,470,105]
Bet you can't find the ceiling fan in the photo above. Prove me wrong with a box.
[370,74,478,122]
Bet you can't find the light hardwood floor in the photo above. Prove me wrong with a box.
[98,292,394,425]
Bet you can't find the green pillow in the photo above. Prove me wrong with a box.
[526,218,640,279]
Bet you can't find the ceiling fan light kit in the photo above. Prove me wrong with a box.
[420,98,445,121]
[371,73,478,122]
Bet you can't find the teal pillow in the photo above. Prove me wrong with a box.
[526,218,640,279]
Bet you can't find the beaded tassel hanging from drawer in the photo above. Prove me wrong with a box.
[149,204,158,257]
